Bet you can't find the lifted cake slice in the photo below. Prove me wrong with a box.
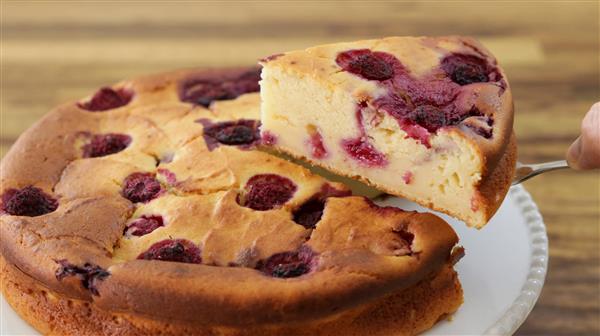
[260,36,516,228]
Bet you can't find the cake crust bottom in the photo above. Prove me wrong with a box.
[1,255,462,336]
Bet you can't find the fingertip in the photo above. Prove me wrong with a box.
[566,136,583,170]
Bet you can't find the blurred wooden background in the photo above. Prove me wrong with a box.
[1,1,598,335]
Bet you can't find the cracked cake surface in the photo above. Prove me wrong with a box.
[260,36,517,228]
[1,67,463,336]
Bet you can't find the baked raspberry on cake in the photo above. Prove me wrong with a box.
[1,67,463,336]
[260,36,517,228]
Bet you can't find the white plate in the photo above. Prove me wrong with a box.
[1,185,547,336]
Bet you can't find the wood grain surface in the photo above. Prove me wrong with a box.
[1,1,599,335]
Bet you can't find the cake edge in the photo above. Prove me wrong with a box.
[1,254,463,336]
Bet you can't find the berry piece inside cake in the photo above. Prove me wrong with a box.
[78,87,133,111]
[260,36,516,228]
[1,186,58,217]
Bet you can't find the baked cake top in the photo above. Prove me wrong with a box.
[0,67,460,325]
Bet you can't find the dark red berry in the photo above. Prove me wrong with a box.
[197,119,260,151]
[256,246,316,278]
[341,137,388,167]
[182,82,229,107]
[78,87,133,112]
[216,125,253,144]
[260,131,277,146]
[293,199,326,229]
[308,130,328,159]
[2,186,58,217]
[238,174,297,211]
[180,69,260,107]
[137,239,201,264]
[124,215,164,237]
[55,260,109,296]
[121,173,162,203]
[336,49,395,81]
[82,133,131,158]
[292,184,351,229]
[406,105,448,132]
[441,54,490,86]
[402,171,413,184]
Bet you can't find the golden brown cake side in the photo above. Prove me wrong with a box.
[1,255,462,336]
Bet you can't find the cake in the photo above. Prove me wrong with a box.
[0,67,463,335]
[259,36,517,228]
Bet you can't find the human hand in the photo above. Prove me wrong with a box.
[566,102,600,170]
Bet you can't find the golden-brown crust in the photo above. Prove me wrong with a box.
[1,67,462,334]
[1,255,462,336]
[477,132,517,223]
[454,36,515,173]
[451,37,516,219]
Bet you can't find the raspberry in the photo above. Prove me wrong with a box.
[255,246,316,278]
[180,69,260,107]
[308,129,328,159]
[260,131,277,146]
[441,54,490,86]
[124,215,164,237]
[406,105,448,132]
[238,174,297,211]
[341,137,388,167]
[292,199,325,229]
[82,133,131,158]
[55,260,109,296]
[402,171,413,184]
[137,239,201,264]
[293,185,351,229]
[336,49,395,81]
[216,124,254,144]
[197,119,260,151]
[78,87,133,112]
[2,186,58,217]
[121,173,162,203]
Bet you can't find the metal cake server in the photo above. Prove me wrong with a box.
[512,160,570,185]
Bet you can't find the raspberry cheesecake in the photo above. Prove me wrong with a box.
[260,36,517,228]
[1,67,463,335]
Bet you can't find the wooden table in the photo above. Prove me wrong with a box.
[2,2,598,335]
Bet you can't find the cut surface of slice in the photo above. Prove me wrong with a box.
[260,36,516,228]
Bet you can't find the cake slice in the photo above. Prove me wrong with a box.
[259,36,516,228]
